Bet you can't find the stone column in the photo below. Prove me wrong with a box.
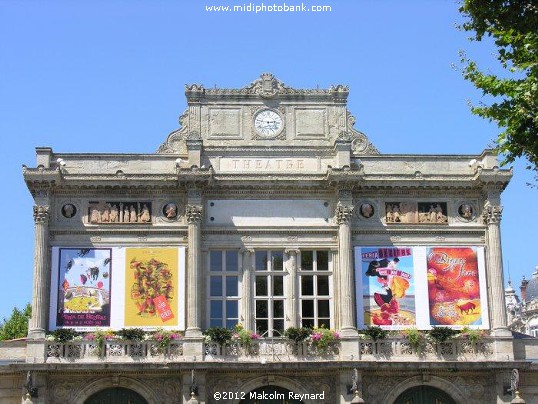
[482,202,510,335]
[241,248,254,331]
[336,201,356,336]
[185,204,203,337]
[28,205,50,339]
[285,249,299,328]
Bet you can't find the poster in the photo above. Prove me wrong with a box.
[124,248,179,327]
[56,248,112,327]
[427,247,483,326]
[360,247,416,328]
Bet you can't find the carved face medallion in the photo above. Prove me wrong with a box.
[253,109,283,137]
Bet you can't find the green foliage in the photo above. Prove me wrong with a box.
[461,326,487,344]
[428,327,460,343]
[116,328,146,341]
[361,326,389,342]
[51,328,80,343]
[0,304,31,341]
[403,328,425,351]
[203,327,233,345]
[459,0,538,171]
[308,327,340,352]
[284,327,312,343]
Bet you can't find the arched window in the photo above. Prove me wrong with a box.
[394,385,456,404]
[84,387,148,404]
[240,385,304,404]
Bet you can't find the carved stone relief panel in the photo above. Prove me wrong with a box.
[385,201,448,225]
[208,107,242,139]
[456,201,478,222]
[87,201,152,224]
[294,108,327,138]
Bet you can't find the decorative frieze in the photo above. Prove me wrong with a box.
[88,201,152,224]
[385,202,448,224]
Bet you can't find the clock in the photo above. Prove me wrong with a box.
[253,109,283,137]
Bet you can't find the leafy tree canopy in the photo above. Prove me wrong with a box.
[459,0,538,171]
[0,304,31,341]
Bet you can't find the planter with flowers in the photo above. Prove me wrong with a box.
[203,324,260,357]
[307,327,341,355]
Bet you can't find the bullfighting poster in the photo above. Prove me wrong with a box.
[358,247,416,328]
[55,248,112,327]
[427,247,484,326]
[124,248,179,327]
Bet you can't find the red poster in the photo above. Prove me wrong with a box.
[153,295,174,322]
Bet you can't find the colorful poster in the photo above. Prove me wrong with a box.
[427,247,482,325]
[124,248,178,327]
[56,248,112,327]
[361,247,416,327]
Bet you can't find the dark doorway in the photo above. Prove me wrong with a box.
[394,385,456,404]
[84,387,148,404]
[240,385,304,404]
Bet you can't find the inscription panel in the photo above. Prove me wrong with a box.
[216,157,321,173]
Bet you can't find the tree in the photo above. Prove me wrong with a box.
[459,0,538,171]
[0,304,31,340]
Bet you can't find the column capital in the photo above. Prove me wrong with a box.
[185,205,203,224]
[33,205,50,224]
[335,202,354,225]
[482,203,503,225]
[284,248,300,256]
[239,247,254,255]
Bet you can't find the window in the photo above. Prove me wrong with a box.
[299,250,332,328]
[208,250,239,328]
[254,250,285,336]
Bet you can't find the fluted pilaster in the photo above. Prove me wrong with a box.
[240,248,254,331]
[285,249,300,328]
[186,204,203,337]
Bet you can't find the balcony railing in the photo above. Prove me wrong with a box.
[46,340,184,363]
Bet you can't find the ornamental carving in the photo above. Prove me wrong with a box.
[88,201,151,224]
[33,205,50,224]
[335,202,354,224]
[347,111,379,155]
[482,204,503,224]
[385,202,448,225]
[186,205,203,224]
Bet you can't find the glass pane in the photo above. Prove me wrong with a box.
[318,276,330,295]
[226,276,238,297]
[302,300,314,317]
[301,251,313,271]
[256,320,268,335]
[210,300,223,318]
[255,251,268,271]
[318,300,330,317]
[317,251,329,271]
[302,318,314,328]
[226,300,238,318]
[273,276,284,296]
[273,319,284,333]
[273,300,284,317]
[255,276,267,296]
[318,318,330,328]
[226,251,238,272]
[210,251,222,272]
[272,251,283,271]
[301,276,314,296]
[226,319,237,329]
[210,318,222,328]
[210,276,222,297]
[256,300,268,318]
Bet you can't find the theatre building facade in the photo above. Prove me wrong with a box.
[2,74,537,403]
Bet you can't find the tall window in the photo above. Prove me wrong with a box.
[299,250,332,328]
[208,250,239,328]
[254,250,285,336]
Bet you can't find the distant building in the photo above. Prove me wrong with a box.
[2,74,537,403]
[506,266,538,338]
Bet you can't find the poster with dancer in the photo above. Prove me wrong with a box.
[55,248,112,327]
[427,247,483,326]
[360,247,416,328]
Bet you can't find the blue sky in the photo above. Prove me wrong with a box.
[0,0,536,321]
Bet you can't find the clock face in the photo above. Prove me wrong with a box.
[254,109,283,137]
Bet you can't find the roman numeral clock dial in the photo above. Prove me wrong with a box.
[253,109,283,137]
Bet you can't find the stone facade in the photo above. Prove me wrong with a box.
[5,74,536,403]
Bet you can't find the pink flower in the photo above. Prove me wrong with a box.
[251,333,260,340]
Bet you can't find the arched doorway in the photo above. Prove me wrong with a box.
[394,385,456,404]
[240,385,304,404]
[84,387,148,404]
